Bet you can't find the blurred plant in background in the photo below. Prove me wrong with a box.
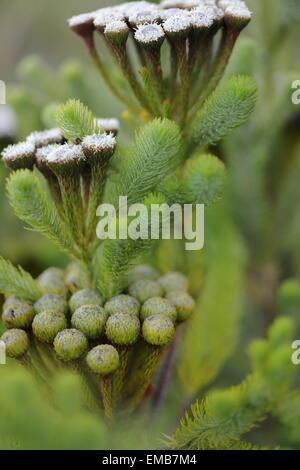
[0,0,300,451]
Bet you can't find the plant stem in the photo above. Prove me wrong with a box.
[101,375,114,419]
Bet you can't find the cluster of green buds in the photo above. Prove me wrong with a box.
[1,264,195,417]
[68,0,251,127]
[1,118,119,257]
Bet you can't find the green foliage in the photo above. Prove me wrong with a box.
[110,119,181,207]
[54,99,100,142]
[181,154,226,206]
[6,170,75,258]
[0,256,43,302]
[190,76,257,148]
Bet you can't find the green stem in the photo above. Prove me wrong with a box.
[101,375,113,419]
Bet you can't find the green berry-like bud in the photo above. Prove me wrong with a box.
[128,280,164,303]
[54,329,88,362]
[71,305,107,339]
[3,296,23,310]
[142,315,175,346]
[158,271,189,293]
[1,329,29,358]
[104,294,140,317]
[86,345,120,376]
[32,311,67,344]
[69,289,103,314]
[34,294,68,315]
[37,267,68,296]
[105,313,140,345]
[2,303,35,329]
[127,264,160,285]
[166,290,195,321]
[140,297,177,323]
[65,262,90,294]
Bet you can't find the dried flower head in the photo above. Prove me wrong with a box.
[54,328,88,361]
[1,329,29,358]
[34,294,68,316]
[32,311,67,344]
[104,294,140,317]
[86,344,120,375]
[27,128,65,148]
[105,313,140,345]
[142,315,175,346]
[1,141,35,170]
[69,288,103,314]
[71,305,107,339]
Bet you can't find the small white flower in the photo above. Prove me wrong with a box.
[159,8,184,21]
[2,142,35,161]
[163,13,191,34]
[225,4,251,23]
[27,128,64,148]
[96,118,120,135]
[68,12,96,29]
[94,8,124,31]
[129,9,162,26]
[82,133,116,154]
[134,23,165,44]
[104,20,129,35]
[47,144,85,164]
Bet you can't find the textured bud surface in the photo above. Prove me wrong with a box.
[71,305,107,339]
[82,133,116,158]
[2,303,35,329]
[54,329,88,361]
[1,329,29,358]
[1,142,35,170]
[27,128,64,148]
[166,290,195,321]
[127,265,160,285]
[86,344,120,375]
[34,294,68,315]
[32,311,67,344]
[3,296,23,310]
[37,268,68,296]
[106,313,140,345]
[105,294,140,317]
[135,24,165,45]
[140,297,177,322]
[128,280,164,303]
[69,288,103,313]
[158,271,189,293]
[142,315,175,346]
[95,118,120,135]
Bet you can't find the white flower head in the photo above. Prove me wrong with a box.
[159,8,184,21]
[46,144,85,173]
[163,13,192,34]
[224,4,251,27]
[68,12,96,36]
[120,2,158,19]
[96,118,120,135]
[189,6,216,28]
[27,128,65,148]
[104,20,129,35]
[94,8,124,31]
[218,0,246,10]
[129,9,162,27]
[1,142,35,170]
[135,23,165,45]
[82,133,116,158]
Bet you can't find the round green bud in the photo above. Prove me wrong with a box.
[69,289,103,314]
[37,268,68,296]
[3,296,23,310]
[34,294,68,316]
[127,264,160,285]
[32,311,67,344]
[128,280,164,303]
[1,329,29,358]
[166,290,195,322]
[71,305,107,339]
[2,303,35,329]
[105,313,140,345]
[65,262,90,294]
[142,315,175,346]
[158,271,189,293]
[140,297,177,323]
[86,345,120,376]
[105,294,140,317]
[54,329,88,361]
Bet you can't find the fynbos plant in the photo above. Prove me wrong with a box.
[0,0,259,430]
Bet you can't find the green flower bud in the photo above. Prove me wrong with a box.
[142,315,175,346]
[1,329,29,358]
[86,344,120,376]
[127,264,160,285]
[69,288,103,314]
[166,290,195,321]
[32,311,67,344]
[71,305,107,339]
[34,294,68,315]
[158,271,189,293]
[65,262,90,294]
[3,295,24,310]
[2,303,35,329]
[128,280,164,303]
[54,329,88,362]
[104,294,140,317]
[105,313,140,345]
[37,268,68,296]
[140,297,177,323]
